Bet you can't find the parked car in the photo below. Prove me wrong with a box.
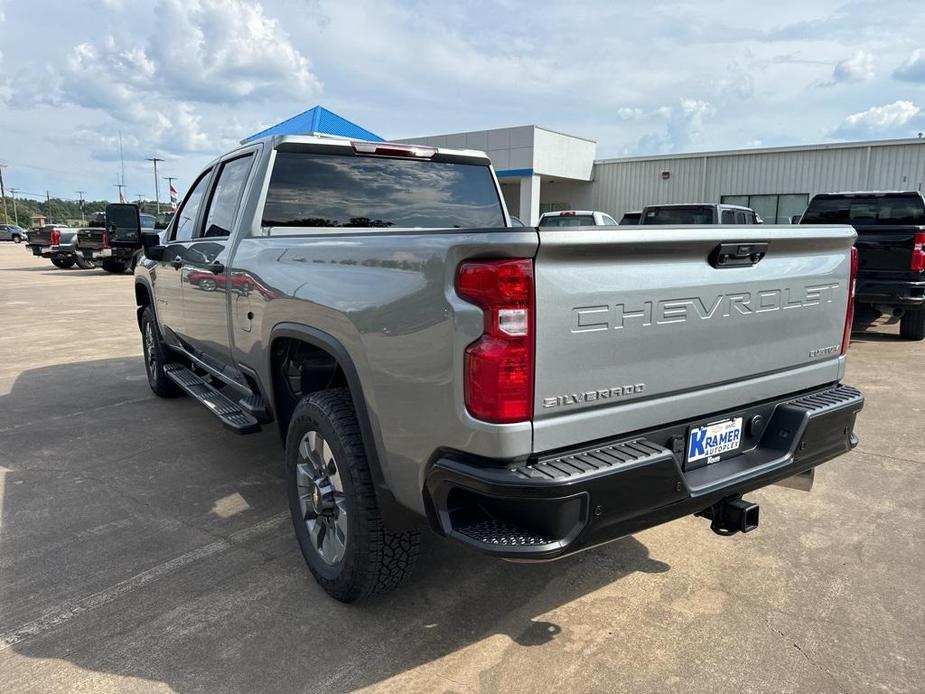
[538,210,619,227]
[800,191,925,340]
[641,203,760,225]
[130,134,862,602]
[619,211,641,225]
[0,223,27,243]
[77,209,157,273]
[25,224,94,269]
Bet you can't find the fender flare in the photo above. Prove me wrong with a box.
[268,322,421,529]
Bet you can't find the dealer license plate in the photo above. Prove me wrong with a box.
[687,417,743,465]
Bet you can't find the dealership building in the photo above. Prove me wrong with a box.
[249,106,925,225]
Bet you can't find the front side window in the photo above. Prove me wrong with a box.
[721,210,736,224]
[172,170,212,241]
[601,214,618,225]
[202,154,254,238]
[262,152,505,229]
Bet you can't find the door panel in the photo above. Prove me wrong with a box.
[179,153,255,370]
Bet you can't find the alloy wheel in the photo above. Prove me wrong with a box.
[296,430,348,565]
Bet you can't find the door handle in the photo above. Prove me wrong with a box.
[208,260,224,274]
[170,257,183,269]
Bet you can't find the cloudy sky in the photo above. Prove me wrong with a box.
[1,0,925,203]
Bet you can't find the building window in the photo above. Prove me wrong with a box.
[540,202,570,214]
[721,193,809,223]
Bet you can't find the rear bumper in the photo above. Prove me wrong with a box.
[28,244,76,259]
[424,384,863,560]
[855,276,925,308]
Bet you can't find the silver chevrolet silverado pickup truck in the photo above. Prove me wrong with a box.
[125,135,863,602]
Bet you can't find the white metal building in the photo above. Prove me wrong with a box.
[404,128,925,225]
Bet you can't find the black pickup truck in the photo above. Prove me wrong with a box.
[77,209,157,273]
[800,191,925,340]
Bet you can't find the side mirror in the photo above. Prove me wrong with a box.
[141,231,165,261]
[105,203,142,245]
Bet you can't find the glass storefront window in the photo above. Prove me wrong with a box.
[721,193,809,223]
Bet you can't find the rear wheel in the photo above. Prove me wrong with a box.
[75,255,95,269]
[286,389,420,602]
[141,306,181,397]
[101,260,127,274]
[50,257,75,269]
[900,310,925,340]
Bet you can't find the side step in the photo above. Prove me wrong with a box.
[163,364,261,434]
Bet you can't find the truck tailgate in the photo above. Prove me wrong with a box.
[532,225,855,451]
[854,225,924,272]
[77,228,106,250]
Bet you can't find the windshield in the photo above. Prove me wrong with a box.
[539,215,596,227]
[801,194,925,226]
[642,206,715,224]
[262,151,505,228]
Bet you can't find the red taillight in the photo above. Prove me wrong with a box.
[911,232,925,272]
[841,246,858,355]
[102,230,110,249]
[457,258,534,423]
[50,229,60,245]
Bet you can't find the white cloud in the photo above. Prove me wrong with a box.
[830,50,875,84]
[832,100,923,138]
[634,99,715,154]
[893,49,925,83]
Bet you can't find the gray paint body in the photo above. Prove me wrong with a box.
[136,135,856,517]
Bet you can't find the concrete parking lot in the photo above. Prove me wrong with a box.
[0,243,922,693]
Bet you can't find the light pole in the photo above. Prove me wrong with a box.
[147,156,164,215]
[0,164,8,224]
[8,188,18,226]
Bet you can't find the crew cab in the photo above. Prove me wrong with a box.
[25,224,94,269]
[129,135,863,602]
[77,210,157,273]
[641,203,760,225]
[538,210,619,227]
[800,191,925,340]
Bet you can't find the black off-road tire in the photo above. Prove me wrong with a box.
[75,255,95,269]
[286,389,420,602]
[140,306,181,398]
[50,257,75,269]
[13,234,22,244]
[101,259,127,274]
[899,310,925,340]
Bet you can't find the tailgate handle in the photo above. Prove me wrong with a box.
[710,242,768,268]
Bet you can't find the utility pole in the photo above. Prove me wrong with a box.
[8,188,19,226]
[136,193,145,211]
[0,164,8,224]
[46,190,52,223]
[76,190,87,225]
[147,156,164,215]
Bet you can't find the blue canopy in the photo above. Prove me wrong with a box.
[241,106,384,144]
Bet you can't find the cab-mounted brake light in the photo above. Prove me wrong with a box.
[351,141,437,159]
[841,246,858,355]
[911,232,925,272]
[456,258,534,424]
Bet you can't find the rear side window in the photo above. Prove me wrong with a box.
[539,215,596,227]
[202,154,254,238]
[802,194,925,225]
[262,152,505,229]
[643,206,715,224]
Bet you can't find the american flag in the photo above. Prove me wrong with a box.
[169,183,178,212]
[119,189,126,203]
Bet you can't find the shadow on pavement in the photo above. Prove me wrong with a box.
[1,357,670,692]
